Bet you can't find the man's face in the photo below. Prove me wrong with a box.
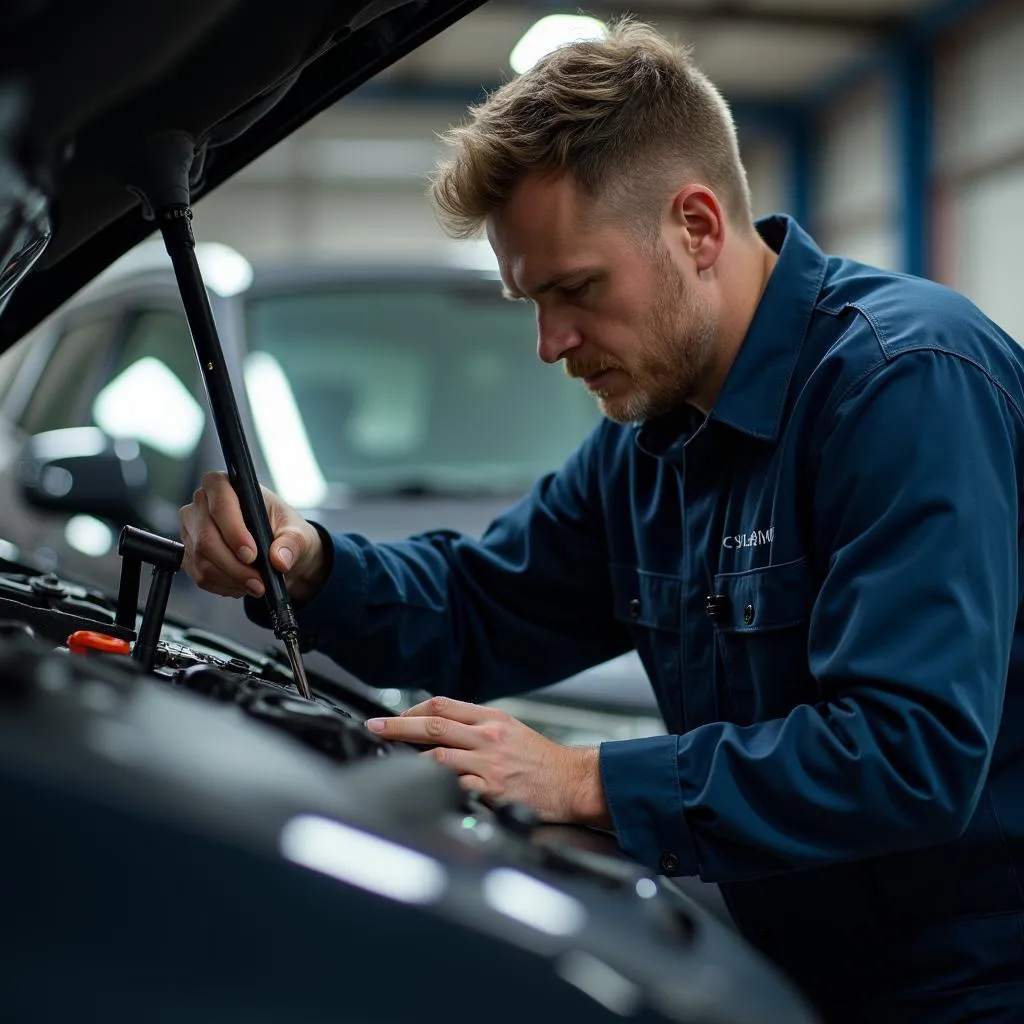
[488,172,718,423]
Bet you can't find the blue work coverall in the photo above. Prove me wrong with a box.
[251,216,1024,1021]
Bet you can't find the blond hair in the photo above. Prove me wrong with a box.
[429,18,753,239]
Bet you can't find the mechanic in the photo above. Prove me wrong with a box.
[179,19,1024,1023]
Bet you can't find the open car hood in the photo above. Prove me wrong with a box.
[0,0,485,351]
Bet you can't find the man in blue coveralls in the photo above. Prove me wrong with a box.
[179,19,1024,1022]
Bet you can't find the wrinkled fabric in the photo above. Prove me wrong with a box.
[249,216,1024,1018]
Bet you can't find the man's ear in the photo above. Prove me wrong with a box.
[668,186,725,272]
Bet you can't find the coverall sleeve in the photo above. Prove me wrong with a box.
[246,424,631,702]
[600,350,1022,882]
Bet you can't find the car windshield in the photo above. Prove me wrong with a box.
[242,281,602,506]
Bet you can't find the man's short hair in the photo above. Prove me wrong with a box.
[429,18,753,239]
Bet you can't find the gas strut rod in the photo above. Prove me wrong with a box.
[125,132,312,700]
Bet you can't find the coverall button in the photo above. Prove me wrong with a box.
[743,603,755,625]
[628,598,641,619]
[659,852,680,874]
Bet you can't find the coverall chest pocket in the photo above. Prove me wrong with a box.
[712,557,817,726]
[609,564,682,696]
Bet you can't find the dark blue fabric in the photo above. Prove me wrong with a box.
[249,216,1024,1018]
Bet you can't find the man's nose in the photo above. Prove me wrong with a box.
[536,309,582,365]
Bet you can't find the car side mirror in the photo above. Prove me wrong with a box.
[17,426,150,528]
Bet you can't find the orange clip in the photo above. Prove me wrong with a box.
[66,631,132,656]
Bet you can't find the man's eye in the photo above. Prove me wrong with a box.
[562,280,592,300]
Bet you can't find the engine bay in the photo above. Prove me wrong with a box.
[0,554,394,764]
[0,537,820,1024]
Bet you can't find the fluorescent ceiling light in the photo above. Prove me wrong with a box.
[196,241,254,298]
[97,240,253,298]
[510,14,608,75]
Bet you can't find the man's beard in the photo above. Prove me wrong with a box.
[565,259,717,424]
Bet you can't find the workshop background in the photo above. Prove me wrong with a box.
[4,0,1018,744]
[193,0,1024,345]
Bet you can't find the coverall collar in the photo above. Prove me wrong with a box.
[636,214,828,456]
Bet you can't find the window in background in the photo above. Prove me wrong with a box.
[17,317,117,436]
[244,283,602,500]
[91,310,207,509]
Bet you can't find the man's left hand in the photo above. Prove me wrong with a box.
[366,697,611,828]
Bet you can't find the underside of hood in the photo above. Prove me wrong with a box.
[0,0,485,349]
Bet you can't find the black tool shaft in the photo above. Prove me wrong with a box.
[133,566,174,672]
[156,205,311,699]
[115,556,141,631]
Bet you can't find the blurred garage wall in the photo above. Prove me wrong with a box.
[812,76,899,270]
[806,0,1024,346]
[194,102,470,260]
[195,98,793,263]
[934,0,1024,342]
[743,136,792,222]
[194,0,1024,346]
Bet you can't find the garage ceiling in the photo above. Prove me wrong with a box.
[229,0,962,192]
[376,0,944,102]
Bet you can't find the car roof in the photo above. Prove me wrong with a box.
[63,238,504,308]
[0,0,486,353]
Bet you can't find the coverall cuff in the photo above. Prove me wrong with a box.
[599,734,698,878]
[243,525,367,649]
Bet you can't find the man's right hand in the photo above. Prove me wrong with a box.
[179,471,328,604]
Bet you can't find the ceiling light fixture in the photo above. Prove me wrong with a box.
[509,14,608,75]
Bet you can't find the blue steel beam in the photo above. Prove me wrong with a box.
[789,113,813,227]
[799,0,988,279]
[893,44,933,279]
[778,0,988,112]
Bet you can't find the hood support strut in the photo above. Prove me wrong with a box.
[122,131,313,700]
